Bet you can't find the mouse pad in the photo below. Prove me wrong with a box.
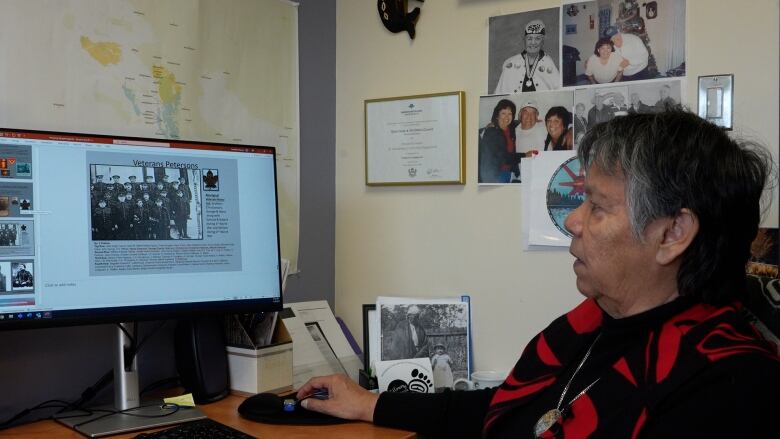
[238,393,351,425]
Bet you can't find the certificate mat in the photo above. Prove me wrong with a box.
[365,92,465,185]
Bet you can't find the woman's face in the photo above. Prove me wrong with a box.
[546,115,565,139]
[597,43,612,58]
[497,107,514,130]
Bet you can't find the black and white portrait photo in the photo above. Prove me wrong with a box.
[89,165,202,241]
[11,261,33,290]
[380,302,470,391]
[489,8,561,94]
[478,91,575,184]
[562,0,686,86]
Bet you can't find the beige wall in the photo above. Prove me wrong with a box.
[335,0,779,373]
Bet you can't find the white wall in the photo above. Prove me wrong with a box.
[334,0,779,374]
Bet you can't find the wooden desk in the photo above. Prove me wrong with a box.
[1,395,416,439]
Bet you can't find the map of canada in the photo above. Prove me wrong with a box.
[0,0,301,269]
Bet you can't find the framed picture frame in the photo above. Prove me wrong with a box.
[697,74,733,130]
[364,91,465,186]
[362,304,376,372]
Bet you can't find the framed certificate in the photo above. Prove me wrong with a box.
[365,91,465,185]
[697,74,733,130]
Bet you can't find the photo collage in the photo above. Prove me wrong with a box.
[480,0,685,185]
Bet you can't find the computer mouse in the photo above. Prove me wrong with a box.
[237,392,348,425]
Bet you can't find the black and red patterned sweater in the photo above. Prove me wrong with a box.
[374,296,780,438]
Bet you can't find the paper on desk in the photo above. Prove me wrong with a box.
[282,300,362,389]
[163,393,196,407]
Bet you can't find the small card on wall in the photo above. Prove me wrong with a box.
[375,358,435,394]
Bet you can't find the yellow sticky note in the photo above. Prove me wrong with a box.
[163,393,196,407]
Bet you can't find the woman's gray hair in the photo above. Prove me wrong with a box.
[577,109,773,304]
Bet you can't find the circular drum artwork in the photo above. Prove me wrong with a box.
[546,156,585,237]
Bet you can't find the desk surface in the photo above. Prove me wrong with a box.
[1,395,416,439]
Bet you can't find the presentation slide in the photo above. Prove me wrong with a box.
[0,131,281,316]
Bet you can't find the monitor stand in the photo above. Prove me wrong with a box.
[55,323,206,437]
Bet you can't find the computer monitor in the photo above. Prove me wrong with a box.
[0,128,283,434]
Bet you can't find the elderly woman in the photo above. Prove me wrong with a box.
[297,111,779,438]
[543,106,573,151]
[585,38,624,84]
[478,99,518,183]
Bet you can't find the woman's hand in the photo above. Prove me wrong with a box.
[295,374,379,422]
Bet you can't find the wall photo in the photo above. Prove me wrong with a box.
[379,302,470,391]
[478,91,574,184]
[489,8,561,94]
[562,0,686,86]
[573,78,682,144]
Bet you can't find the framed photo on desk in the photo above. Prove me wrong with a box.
[364,91,465,186]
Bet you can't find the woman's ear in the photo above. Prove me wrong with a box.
[656,208,699,265]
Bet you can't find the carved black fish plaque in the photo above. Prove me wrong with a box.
[378,0,423,39]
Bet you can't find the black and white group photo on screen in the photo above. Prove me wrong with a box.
[573,79,681,145]
[11,261,33,290]
[89,165,202,241]
[379,303,469,391]
[478,91,574,184]
[489,7,561,94]
[562,0,686,86]
[0,223,23,247]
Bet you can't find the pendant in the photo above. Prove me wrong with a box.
[525,79,532,87]
[534,408,562,437]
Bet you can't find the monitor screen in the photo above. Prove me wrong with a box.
[0,128,282,329]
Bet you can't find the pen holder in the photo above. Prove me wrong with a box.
[225,318,294,395]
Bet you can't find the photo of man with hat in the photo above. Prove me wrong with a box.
[494,19,560,94]
[127,174,140,194]
[587,90,617,129]
[385,305,428,360]
[109,174,122,192]
[489,8,561,94]
[514,100,547,158]
[92,174,106,195]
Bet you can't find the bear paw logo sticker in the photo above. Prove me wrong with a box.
[386,368,433,393]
